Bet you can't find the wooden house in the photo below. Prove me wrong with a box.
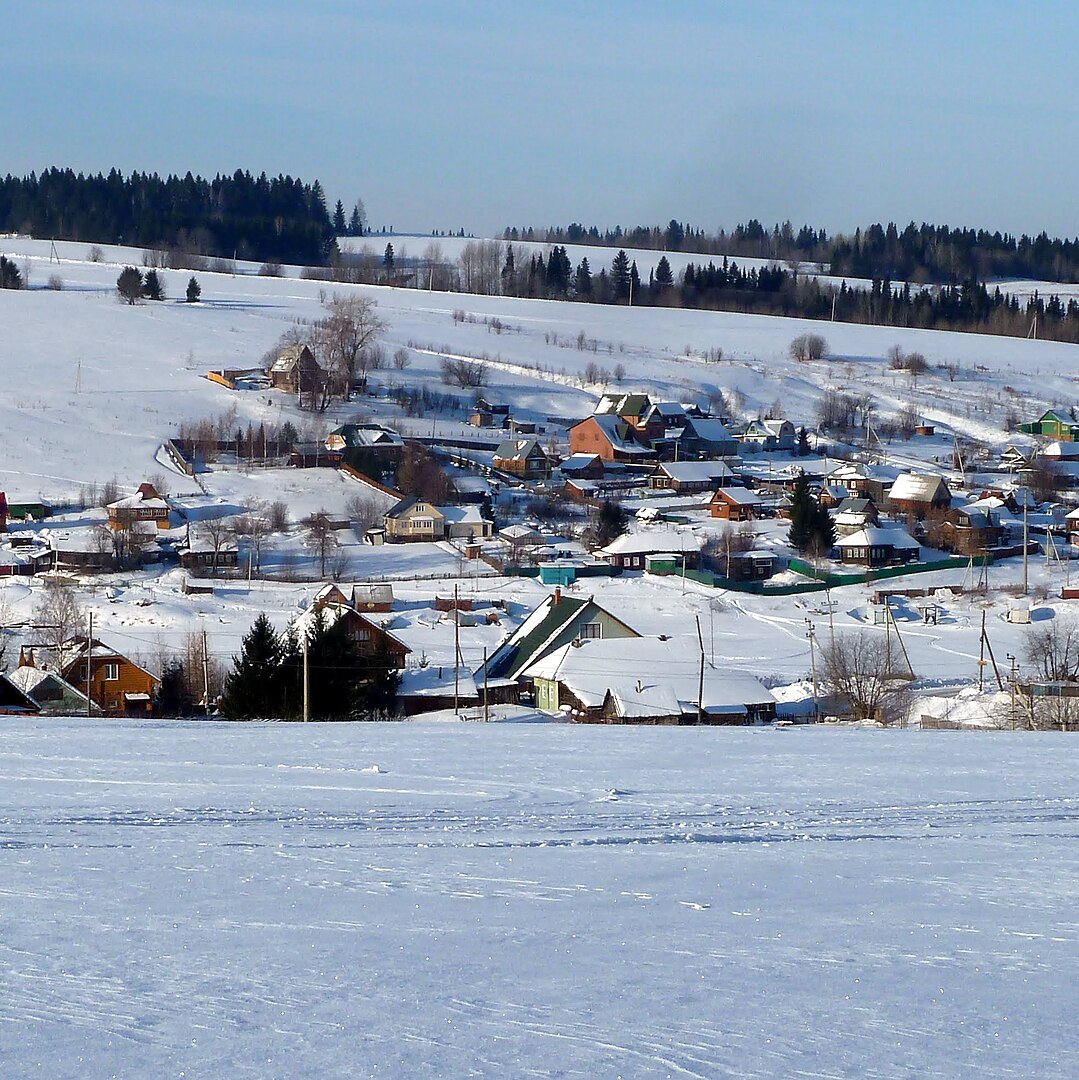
[599,528,703,571]
[939,506,1006,556]
[522,637,776,725]
[480,590,640,684]
[324,423,404,462]
[9,650,100,715]
[0,671,41,715]
[836,526,920,567]
[650,461,735,494]
[269,344,322,395]
[58,636,158,716]
[887,473,953,519]
[710,487,763,521]
[383,497,446,542]
[493,438,550,480]
[107,483,170,530]
[294,601,411,669]
[1019,409,1079,442]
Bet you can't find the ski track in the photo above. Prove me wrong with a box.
[1,721,1078,1077]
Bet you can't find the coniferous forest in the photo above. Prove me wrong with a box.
[0,167,343,265]
[512,219,1079,287]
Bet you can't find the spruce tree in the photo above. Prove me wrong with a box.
[787,474,815,553]
[383,243,395,270]
[221,614,285,718]
[333,200,347,234]
[611,250,630,300]
[185,276,201,303]
[574,257,592,296]
[116,266,144,304]
[143,269,164,301]
[0,255,23,290]
[655,255,674,288]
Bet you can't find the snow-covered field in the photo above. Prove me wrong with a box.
[1,721,1076,1078]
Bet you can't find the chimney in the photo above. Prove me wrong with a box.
[553,587,561,606]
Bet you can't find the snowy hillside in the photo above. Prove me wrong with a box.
[2,237,1078,502]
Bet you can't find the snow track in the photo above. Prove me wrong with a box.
[1,720,1077,1078]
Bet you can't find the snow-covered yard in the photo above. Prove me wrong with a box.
[0,721,1076,1078]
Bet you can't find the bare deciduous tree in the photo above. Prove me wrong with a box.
[32,582,86,654]
[822,633,912,724]
[316,294,386,402]
[305,511,338,579]
[440,356,488,388]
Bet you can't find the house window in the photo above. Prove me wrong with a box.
[413,517,434,529]
[103,662,119,681]
[582,622,602,639]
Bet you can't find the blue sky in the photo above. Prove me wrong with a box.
[7,1,1078,237]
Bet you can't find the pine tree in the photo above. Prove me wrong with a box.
[221,614,285,718]
[594,500,629,547]
[143,269,164,301]
[610,250,630,300]
[787,474,815,553]
[655,255,674,288]
[157,659,194,717]
[383,243,395,270]
[333,200,347,234]
[574,257,592,296]
[0,255,23,290]
[186,276,201,303]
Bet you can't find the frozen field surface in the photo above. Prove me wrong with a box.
[1,722,1077,1079]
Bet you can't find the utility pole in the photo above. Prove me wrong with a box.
[202,628,210,713]
[805,619,819,719]
[978,609,987,692]
[86,611,93,718]
[695,616,705,725]
[453,583,460,714]
[482,647,489,723]
[302,633,309,723]
[1023,501,1030,595]
[1006,653,1018,729]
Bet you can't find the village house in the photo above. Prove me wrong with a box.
[599,528,704,571]
[177,528,240,572]
[826,462,898,506]
[324,423,405,462]
[492,438,551,480]
[383,497,446,542]
[9,648,101,715]
[297,596,411,669]
[938,505,1006,556]
[269,344,322,395]
[0,672,40,715]
[568,414,656,464]
[522,636,776,725]
[649,461,736,494]
[1019,408,1079,442]
[106,483,171,530]
[886,473,953,519]
[557,453,606,481]
[54,636,159,717]
[733,418,797,452]
[832,497,880,537]
[710,487,763,522]
[480,590,640,684]
[835,526,920,568]
[725,549,777,582]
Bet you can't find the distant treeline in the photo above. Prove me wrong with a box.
[500,245,1079,344]
[0,167,340,265]
[509,218,1079,286]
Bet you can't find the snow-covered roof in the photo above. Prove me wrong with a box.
[522,637,774,717]
[712,487,763,505]
[836,526,919,550]
[494,438,544,462]
[658,461,734,483]
[585,414,654,455]
[601,528,704,556]
[888,473,950,503]
[438,505,485,525]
